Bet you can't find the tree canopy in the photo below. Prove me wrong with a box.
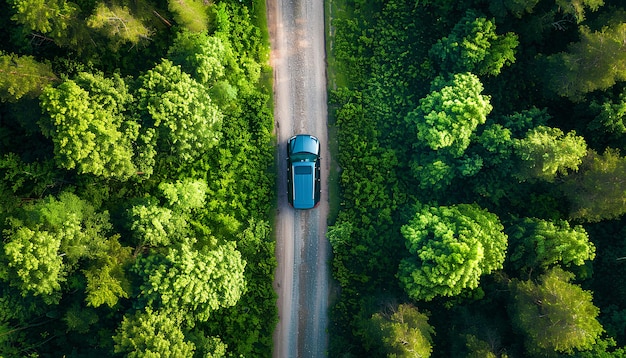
[398,204,508,301]
[510,267,604,355]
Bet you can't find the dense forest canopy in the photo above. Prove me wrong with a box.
[328,0,626,356]
[0,0,275,356]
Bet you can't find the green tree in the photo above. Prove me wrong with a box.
[555,0,605,22]
[429,10,519,76]
[158,179,207,212]
[9,0,78,38]
[0,52,57,102]
[562,148,626,222]
[510,267,604,355]
[168,30,230,86]
[489,0,540,19]
[398,204,508,301]
[128,203,181,247]
[1,223,64,300]
[113,308,196,358]
[513,126,587,182]
[406,73,492,158]
[545,23,626,100]
[363,303,434,357]
[588,91,626,146]
[83,236,132,308]
[86,3,152,51]
[0,192,114,303]
[507,217,596,271]
[40,72,139,179]
[168,0,211,33]
[136,60,223,163]
[134,241,245,322]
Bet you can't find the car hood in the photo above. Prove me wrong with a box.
[292,162,316,209]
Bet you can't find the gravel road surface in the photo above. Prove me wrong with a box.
[267,0,330,356]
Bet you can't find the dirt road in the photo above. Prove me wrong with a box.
[268,0,330,356]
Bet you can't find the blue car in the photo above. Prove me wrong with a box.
[287,134,321,209]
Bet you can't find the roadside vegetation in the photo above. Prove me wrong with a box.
[328,0,626,356]
[0,0,276,356]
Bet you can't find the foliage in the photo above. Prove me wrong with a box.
[562,148,626,222]
[407,72,492,158]
[40,72,139,179]
[135,59,223,163]
[545,23,626,101]
[398,204,508,301]
[0,191,117,304]
[8,0,78,38]
[134,240,246,323]
[0,0,275,355]
[113,308,196,357]
[429,9,519,76]
[327,0,626,355]
[362,303,435,357]
[507,217,596,271]
[168,0,211,33]
[513,126,587,182]
[510,267,604,355]
[0,52,58,102]
[86,3,153,51]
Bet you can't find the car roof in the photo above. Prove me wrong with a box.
[289,135,319,156]
[292,161,315,209]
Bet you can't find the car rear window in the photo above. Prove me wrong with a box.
[295,166,312,174]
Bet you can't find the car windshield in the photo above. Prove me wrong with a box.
[290,152,317,162]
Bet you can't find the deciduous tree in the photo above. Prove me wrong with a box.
[9,0,78,38]
[136,60,223,163]
[398,204,507,301]
[134,240,245,322]
[86,3,152,51]
[113,308,196,358]
[168,0,211,33]
[406,73,492,158]
[0,192,115,303]
[40,72,139,179]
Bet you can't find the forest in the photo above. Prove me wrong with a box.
[0,0,276,356]
[328,0,626,357]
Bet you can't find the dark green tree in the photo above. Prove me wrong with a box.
[398,204,508,301]
[507,217,596,271]
[562,148,626,222]
[429,10,519,76]
[362,303,435,357]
